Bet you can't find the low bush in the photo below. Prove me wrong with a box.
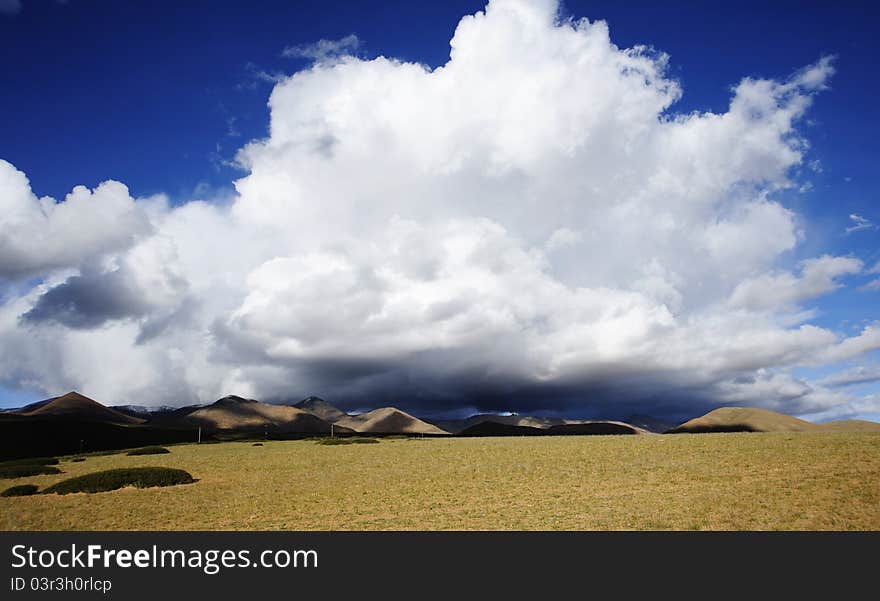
[42,467,194,495]
[316,438,350,445]
[1,484,39,497]
[0,465,62,479]
[0,457,59,467]
[69,457,86,462]
[316,437,380,446]
[252,443,264,446]
[126,446,170,456]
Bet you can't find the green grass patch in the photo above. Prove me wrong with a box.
[42,467,194,495]
[1,484,40,497]
[0,465,62,479]
[0,457,59,467]
[126,446,170,456]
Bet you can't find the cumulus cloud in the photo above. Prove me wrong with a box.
[0,161,152,279]
[20,233,189,332]
[0,0,875,420]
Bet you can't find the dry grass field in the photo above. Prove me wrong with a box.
[2,432,878,530]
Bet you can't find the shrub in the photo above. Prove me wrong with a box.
[0,457,59,467]
[69,457,86,462]
[126,446,170,456]
[1,484,39,497]
[316,437,379,445]
[0,465,62,479]
[316,438,350,445]
[252,443,264,446]
[42,467,194,495]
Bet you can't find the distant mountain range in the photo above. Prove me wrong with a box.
[432,413,656,435]
[2,391,878,460]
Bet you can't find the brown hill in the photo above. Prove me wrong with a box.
[293,397,348,422]
[438,414,648,435]
[668,407,815,433]
[817,419,880,433]
[668,407,880,434]
[435,414,570,434]
[457,420,645,437]
[16,391,144,425]
[334,407,449,435]
[458,422,545,436]
[546,422,644,435]
[183,396,348,434]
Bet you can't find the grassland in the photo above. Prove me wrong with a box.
[2,432,878,530]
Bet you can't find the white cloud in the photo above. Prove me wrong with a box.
[845,213,876,234]
[0,160,153,279]
[282,34,360,64]
[0,0,873,418]
[800,393,880,423]
[728,255,862,311]
[713,370,846,415]
[818,365,880,388]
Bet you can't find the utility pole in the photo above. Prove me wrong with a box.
[197,427,201,444]
[331,423,335,438]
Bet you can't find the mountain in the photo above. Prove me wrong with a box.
[546,421,645,435]
[334,407,449,435]
[111,404,177,419]
[433,414,570,434]
[141,404,205,425]
[293,397,348,422]
[181,395,348,434]
[626,414,676,434]
[7,398,53,413]
[668,407,814,433]
[0,392,196,459]
[457,420,646,437]
[13,391,144,425]
[458,422,545,436]
[436,413,650,435]
[667,407,880,434]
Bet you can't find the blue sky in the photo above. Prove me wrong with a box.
[0,0,878,420]
[3,1,878,284]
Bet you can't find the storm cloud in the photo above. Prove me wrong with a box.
[0,0,878,421]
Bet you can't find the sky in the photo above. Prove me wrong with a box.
[1,0,878,422]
